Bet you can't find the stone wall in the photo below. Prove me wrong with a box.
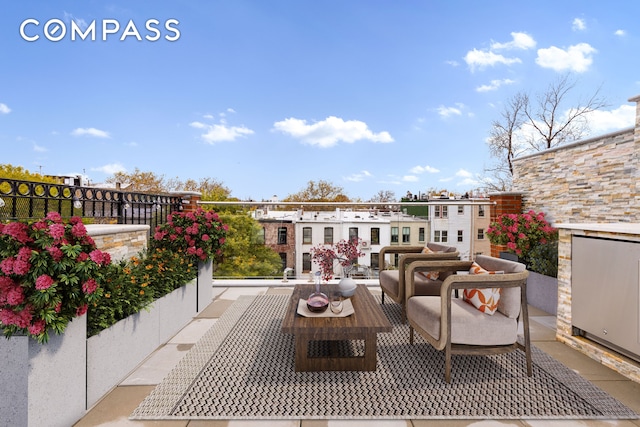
[86,224,149,262]
[512,95,640,225]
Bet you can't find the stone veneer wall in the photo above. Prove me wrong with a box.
[86,224,150,262]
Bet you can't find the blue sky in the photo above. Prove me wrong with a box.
[1,1,638,201]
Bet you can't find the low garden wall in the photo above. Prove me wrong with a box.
[0,224,213,427]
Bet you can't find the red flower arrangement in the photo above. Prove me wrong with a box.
[152,208,228,262]
[310,238,364,282]
[0,212,111,343]
[486,210,557,263]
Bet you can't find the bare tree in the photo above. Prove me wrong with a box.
[523,74,608,151]
[483,74,608,191]
[369,190,396,203]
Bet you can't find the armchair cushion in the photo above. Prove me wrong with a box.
[463,261,504,315]
[408,296,519,346]
[474,255,525,319]
[379,270,442,298]
[419,246,440,280]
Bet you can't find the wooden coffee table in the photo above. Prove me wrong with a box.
[281,284,392,372]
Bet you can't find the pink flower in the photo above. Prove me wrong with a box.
[77,252,89,262]
[201,234,210,241]
[82,278,98,294]
[47,246,64,262]
[154,230,167,240]
[17,247,32,262]
[0,258,14,275]
[12,259,30,276]
[89,250,105,265]
[71,222,87,238]
[49,223,66,239]
[6,287,25,306]
[35,274,55,290]
[28,319,46,336]
[46,211,62,222]
[2,222,31,244]
[76,304,88,317]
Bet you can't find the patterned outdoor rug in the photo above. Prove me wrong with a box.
[131,294,638,420]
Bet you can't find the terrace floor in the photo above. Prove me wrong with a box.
[74,285,640,427]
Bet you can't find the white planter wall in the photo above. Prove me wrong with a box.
[87,279,197,408]
[0,315,86,427]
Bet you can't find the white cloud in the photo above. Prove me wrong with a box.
[92,162,126,175]
[490,32,536,50]
[464,49,522,71]
[195,123,254,143]
[344,170,373,182]
[437,103,467,119]
[410,165,440,174]
[445,60,460,67]
[64,11,88,31]
[456,169,473,178]
[535,43,596,73]
[476,78,516,92]
[71,127,110,138]
[402,175,419,182]
[272,116,393,148]
[0,103,11,114]
[583,104,636,135]
[614,29,626,37]
[33,144,47,152]
[572,18,586,31]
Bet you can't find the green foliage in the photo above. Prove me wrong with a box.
[215,213,282,277]
[527,241,558,278]
[86,248,196,337]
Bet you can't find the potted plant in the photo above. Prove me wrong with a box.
[487,210,559,314]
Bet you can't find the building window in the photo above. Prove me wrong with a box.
[434,230,441,242]
[434,205,440,218]
[349,227,358,240]
[441,230,448,242]
[402,227,410,243]
[324,227,333,244]
[279,253,287,270]
[458,205,464,215]
[391,227,399,243]
[371,227,380,245]
[418,227,425,242]
[302,252,311,272]
[478,205,485,217]
[458,230,463,242]
[435,205,448,218]
[303,227,312,244]
[477,228,485,240]
[277,227,287,245]
[370,253,379,270]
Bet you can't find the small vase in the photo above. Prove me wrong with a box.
[307,273,329,313]
[338,266,357,297]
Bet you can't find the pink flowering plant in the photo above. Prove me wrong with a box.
[152,207,228,262]
[0,212,111,343]
[486,210,558,269]
[310,238,364,282]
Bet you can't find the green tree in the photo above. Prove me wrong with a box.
[215,213,282,277]
[0,164,57,183]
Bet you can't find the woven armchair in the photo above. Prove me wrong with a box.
[378,243,459,320]
[405,255,531,383]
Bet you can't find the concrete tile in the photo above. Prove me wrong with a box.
[267,287,295,295]
[529,317,558,342]
[218,287,269,299]
[120,344,190,386]
[534,341,628,382]
[74,385,187,427]
[590,378,640,414]
[168,318,217,344]
[197,299,235,318]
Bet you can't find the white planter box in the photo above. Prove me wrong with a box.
[0,315,87,427]
[527,271,558,315]
[197,259,213,312]
[86,279,197,408]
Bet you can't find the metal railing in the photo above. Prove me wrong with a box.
[0,178,182,234]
